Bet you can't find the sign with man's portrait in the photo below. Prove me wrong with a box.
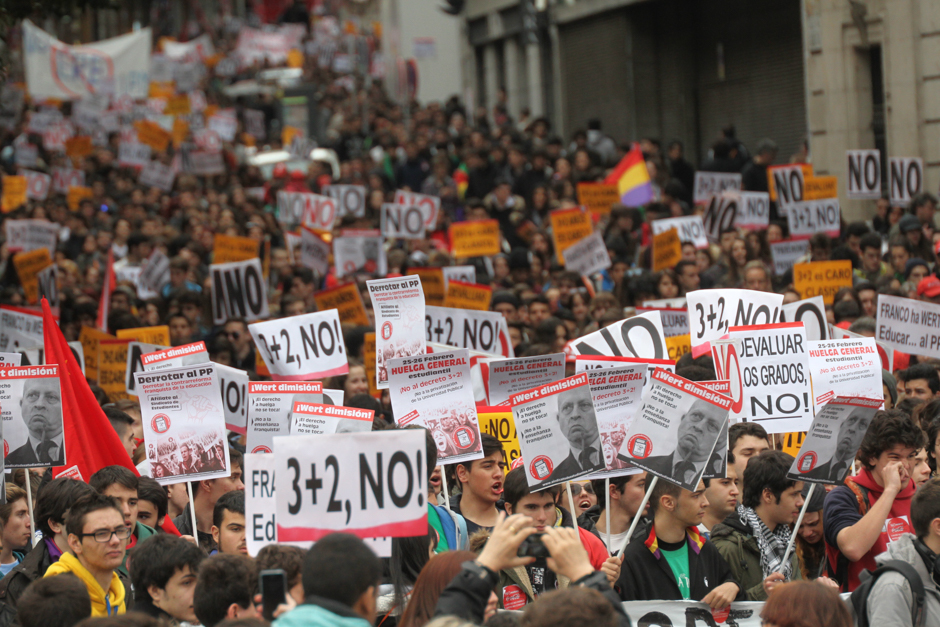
[0,365,65,468]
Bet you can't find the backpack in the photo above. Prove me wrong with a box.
[850,560,926,627]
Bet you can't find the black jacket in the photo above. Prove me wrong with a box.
[576,505,651,551]
[0,540,55,627]
[617,524,740,603]
[173,503,216,552]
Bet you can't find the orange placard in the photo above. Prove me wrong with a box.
[793,260,853,304]
[164,95,191,116]
[148,82,175,99]
[287,49,304,68]
[80,326,116,382]
[449,220,501,258]
[98,339,131,401]
[767,163,814,202]
[172,117,190,148]
[577,183,620,215]
[67,186,93,211]
[214,234,261,264]
[652,227,682,273]
[363,332,379,397]
[65,136,93,159]
[550,208,593,264]
[2,175,28,213]
[13,248,53,304]
[116,325,171,347]
[282,125,303,147]
[443,280,492,311]
[804,176,838,200]
[313,283,370,327]
[407,267,445,306]
[133,120,172,153]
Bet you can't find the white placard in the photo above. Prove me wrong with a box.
[846,150,882,200]
[0,365,65,468]
[786,199,841,240]
[583,364,647,479]
[570,310,668,361]
[562,232,611,276]
[325,184,367,218]
[693,172,741,205]
[142,342,209,371]
[425,306,514,358]
[807,338,883,413]
[277,191,337,231]
[139,161,176,192]
[441,266,476,292]
[209,258,269,326]
[4,219,58,254]
[125,342,167,397]
[118,141,151,168]
[249,310,348,380]
[381,204,426,239]
[51,167,84,195]
[393,191,441,229]
[769,239,809,276]
[483,353,566,406]
[686,289,783,357]
[139,250,171,295]
[888,157,923,206]
[732,191,771,231]
[245,453,277,556]
[216,363,249,434]
[635,308,689,338]
[299,227,330,276]
[21,170,51,200]
[875,294,940,359]
[781,296,828,341]
[0,306,44,353]
[333,230,387,279]
[368,277,427,389]
[770,165,805,210]
[247,381,322,454]
[651,216,708,249]
[291,402,373,435]
[0,353,22,366]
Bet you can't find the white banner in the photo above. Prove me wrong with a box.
[482,353,566,406]
[209,258,269,326]
[687,289,783,357]
[651,216,708,249]
[333,230,387,279]
[876,294,940,358]
[368,277,427,389]
[693,171,741,205]
[425,306,514,358]
[23,21,151,100]
[4,219,58,255]
[769,239,809,276]
[570,310,668,361]
[781,296,828,341]
[807,338,883,413]
[244,453,276,556]
[249,310,348,380]
[562,232,611,276]
[247,381,322,454]
[787,199,841,240]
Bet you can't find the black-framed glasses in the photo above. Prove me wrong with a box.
[79,527,132,543]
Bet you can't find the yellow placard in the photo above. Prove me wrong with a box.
[577,183,620,215]
[282,126,303,147]
[804,176,838,201]
[148,82,175,99]
[98,339,131,401]
[287,49,304,68]
[666,333,692,362]
[443,280,492,311]
[13,248,53,304]
[782,432,806,457]
[550,208,594,264]
[164,95,191,116]
[64,135,93,159]
[2,175,28,213]
[794,260,853,305]
[478,408,520,467]
[652,227,683,273]
[172,117,190,148]
[449,220,501,258]
[313,283,371,327]
[80,326,115,383]
[67,186,93,211]
[767,163,814,202]
[214,234,261,264]
[116,325,171,347]
[407,268,445,307]
[203,104,219,121]
[363,332,380,397]
[133,120,172,153]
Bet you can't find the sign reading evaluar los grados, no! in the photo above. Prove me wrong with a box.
[367,276,427,389]
[135,363,232,485]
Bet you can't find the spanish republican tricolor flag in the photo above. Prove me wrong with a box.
[604,144,653,207]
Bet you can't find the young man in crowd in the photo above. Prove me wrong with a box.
[103,407,138,461]
[728,423,770,481]
[136,477,168,531]
[0,486,32,576]
[710,451,805,600]
[211,490,247,555]
[578,473,650,552]
[44,493,130,617]
[448,434,506,533]
[902,363,940,402]
[89,466,156,578]
[131,534,205,623]
[824,410,925,591]
[174,448,245,550]
[16,574,92,627]
[617,478,740,608]
[192,554,259,626]
[699,464,739,538]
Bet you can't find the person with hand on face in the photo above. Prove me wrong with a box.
[800,408,873,483]
[824,410,926,591]
[617,478,741,608]
[0,486,33,576]
[130,534,205,624]
[211,491,246,555]
[89,466,156,580]
[8,378,64,466]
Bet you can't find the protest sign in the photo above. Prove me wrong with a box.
[135,364,231,485]
[216,363,249,434]
[124,342,167,396]
[16,342,84,375]
[333,230,387,279]
[687,289,783,357]
[889,157,923,206]
[274,430,427,541]
[570,310,668,361]
[98,339,131,401]
[277,191,336,231]
[133,120,172,152]
[701,194,738,242]
[510,373,604,488]
[793,261,853,305]
[13,249,53,304]
[693,171,741,205]
[141,342,209,371]
[324,184,367,217]
[64,135,92,160]
[582,364,648,477]
[210,258,269,325]
[875,294,940,359]
[0,353,20,366]
[443,281,492,311]
[368,277,427,389]
[769,239,809,276]
[393,191,441,229]
[13,142,37,168]
[214,234,260,264]
[666,334,692,362]
[622,600,764,627]
[299,226,330,275]
[79,326,113,382]
[381,203,426,239]
[249,310,348,380]
[139,250,171,295]
[118,142,151,168]
[576,183,620,215]
[710,191,771,232]
[164,94,191,116]
[66,186,93,211]
[478,406,520,468]
[138,161,175,192]
[651,227,682,273]
[21,170,51,200]
[245,453,276,556]
[550,208,594,264]
[116,325,171,347]
[207,110,237,142]
[291,402,372,435]
[619,369,731,491]
[23,21,151,100]
[574,356,676,403]
[0,306,44,353]
[780,296,828,341]
[52,167,85,195]
[449,220,500,258]
[846,150,881,200]
[482,353,566,406]
[363,333,379,397]
[188,150,225,176]
[786,199,841,240]
[407,268,444,306]
[37,263,57,307]
[804,176,838,201]
[788,396,883,485]
[442,266,476,290]
[768,164,807,208]
[636,307,689,338]
[0,364,65,468]
[830,325,894,373]
[2,176,27,213]
[425,306,513,358]
[313,283,370,327]
[807,338,882,413]
[562,232,610,276]
[247,381,322,453]
[651,216,708,249]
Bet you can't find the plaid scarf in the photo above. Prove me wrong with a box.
[737,504,793,580]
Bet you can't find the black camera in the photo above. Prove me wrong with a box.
[517,533,551,559]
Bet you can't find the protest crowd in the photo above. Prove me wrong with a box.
[3,5,940,627]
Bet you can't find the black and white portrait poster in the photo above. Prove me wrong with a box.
[0,365,65,468]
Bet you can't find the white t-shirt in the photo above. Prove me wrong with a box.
[602,529,630,555]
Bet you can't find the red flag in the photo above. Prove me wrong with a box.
[97,250,115,332]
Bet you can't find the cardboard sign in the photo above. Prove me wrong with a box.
[407,268,444,307]
[780,296,829,341]
[0,364,65,468]
[889,157,923,206]
[64,135,93,159]
[274,430,427,541]
[571,310,668,361]
[787,397,882,485]
[584,364,648,478]
[393,191,441,229]
[807,338,883,413]
[769,239,809,276]
[2,175,28,213]
[214,234,260,264]
[479,407,520,468]
[138,161,175,192]
[388,348,483,464]
[299,226,330,276]
[787,199,841,240]
[313,283,370,327]
[804,176,838,201]
[793,261,852,306]
[425,306,514,358]
[367,277,427,389]
[693,171,742,205]
[875,294,940,359]
[116,325,171,347]
[249,310,348,381]
[79,327,114,382]
[550,208,593,264]
[652,227,682,273]
[563,232,611,276]
[245,453,277,556]
[66,186,93,211]
[210,258,269,326]
[247,381,323,454]
[21,170,51,201]
[141,342,209,372]
[291,402,373,436]
[381,203,426,239]
[483,353,566,406]
[767,163,812,204]
[576,183,620,215]
[619,369,731,491]
[333,230,386,279]
[443,281,492,311]
[52,167,84,195]
[12,249,53,304]
[687,289,784,357]
[98,338,131,402]
[325,184,367,218]
[449,220,500,258]
[277,191,336,231]
[135,364,231,485]
[651,216,708,249]
[846,150,881,200]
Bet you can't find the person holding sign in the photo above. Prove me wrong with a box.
[800,407,873,483]
[8,377,65,466]
[551,385,606,481]
[639,399,725,487]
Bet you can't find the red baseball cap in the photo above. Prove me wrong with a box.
[917,276,940,298]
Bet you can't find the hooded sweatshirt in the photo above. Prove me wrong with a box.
[44,553,126,617]
[274,596,372,627]
[824,468,916,591]
[867,533,940,627]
